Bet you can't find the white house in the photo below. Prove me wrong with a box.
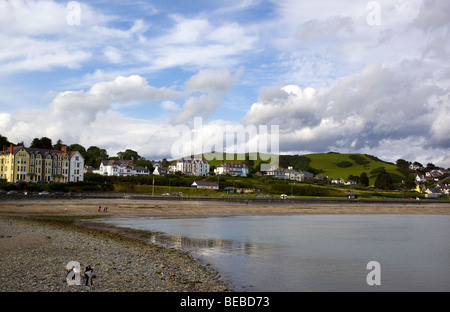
[331,178,345,184]
[284,167,301,181]
[415,174,427,183]
[152,161,167,175]
[135,166,150,176]
[173,158,210,176]
[300,171,314,182]
[69,151,84,182]
[266,167,314,182]
[214,162,249,177]
[191,181,219,190]
[168,162,177,174]
[94,160,135,176]
[265,169,287,179]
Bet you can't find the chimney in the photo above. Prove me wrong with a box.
[61,146,67,153]
[10,144,13,154]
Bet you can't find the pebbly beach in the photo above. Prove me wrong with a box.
[1,197,449,292]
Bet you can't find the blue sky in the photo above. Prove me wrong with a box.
[0,0,449,167]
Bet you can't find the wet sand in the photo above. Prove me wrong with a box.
[1,198,449,217]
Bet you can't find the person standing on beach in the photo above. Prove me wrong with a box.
[84,264,94,287]
[98,206,101,212]
[8,218,12,226]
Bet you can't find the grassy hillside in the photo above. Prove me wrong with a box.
[184,152,407,185]
[199,152,275,170]
[300,153,404,184]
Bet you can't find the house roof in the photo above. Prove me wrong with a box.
[178,157,209,164]
[192,181,219,187]
[101,159,135,167]
[0,145,73,157]
[218,162,248,168]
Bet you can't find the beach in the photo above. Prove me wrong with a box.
[1,197,449,292]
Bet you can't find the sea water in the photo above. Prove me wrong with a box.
[93,214,450,291]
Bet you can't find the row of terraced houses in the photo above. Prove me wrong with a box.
[0,145,84,183]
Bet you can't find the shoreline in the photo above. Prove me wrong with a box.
[0,212,231,292]
[1,198,449,218]
[1,198,449,292]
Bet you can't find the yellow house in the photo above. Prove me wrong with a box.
[1,144,78,183]
[414,184,426,193]
[0,145,30,183]
[27,148,65,183]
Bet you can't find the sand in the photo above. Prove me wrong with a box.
[1,197,449,217]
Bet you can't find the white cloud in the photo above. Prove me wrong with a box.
[185,67,243,93]
[161,101,180,111]
[143,16,258,71]
[103,46,123,64]
[174,68,243,124]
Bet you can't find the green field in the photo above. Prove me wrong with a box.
[196,152,406,185]
[304,153,404,184]
[198,151,274,169]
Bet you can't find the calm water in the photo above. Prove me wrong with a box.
[93,215,450,291]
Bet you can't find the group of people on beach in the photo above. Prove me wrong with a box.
[98,206,108,213]
[66,264,96,287]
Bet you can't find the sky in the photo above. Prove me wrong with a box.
[0,0,449,167]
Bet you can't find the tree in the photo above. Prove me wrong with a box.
[53,139,64,150]
[375,173,393,190]
[0,134,12,148]
[360,172,369,186]
[68,144,87,157]
[347,174,359,183]
[30,137,53,149]
[396,159,410,170]
[135,160,154,172]
[161,158,170,167]
[117,149,142,162]
[85,146,109,168]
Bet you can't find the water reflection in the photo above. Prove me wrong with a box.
[107,221,274,258]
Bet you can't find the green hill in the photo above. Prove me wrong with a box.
[282,152,405,185]
[189,151,407,186]
[198,151,274,170]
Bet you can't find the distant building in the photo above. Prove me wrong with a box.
[265,167,313,182]
[173,158,210,176]
[93,160,150,177]
[94,160,136,176]
[347,192,359,199]
[224,187,264,194]
[331,178,345,185]
[69,150,85,182]
[265,169,286,179]
[0,144,84,183]
[214,162,249,177]
[191,181,219,190]
[135,166,150,176]
[152,161,167,175]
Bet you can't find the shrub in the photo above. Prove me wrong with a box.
[336,161,353,168]
[349,154,370,165]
